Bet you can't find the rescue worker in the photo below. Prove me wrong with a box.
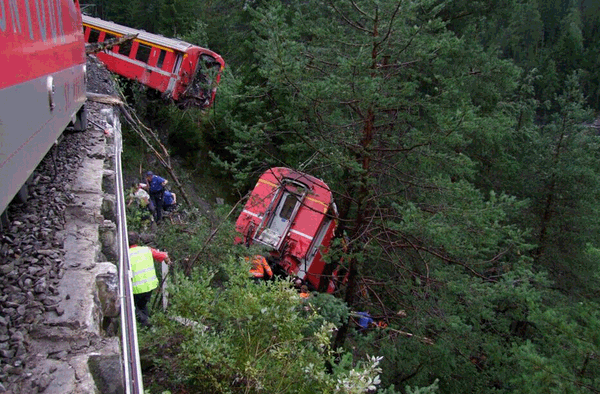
[247,255,273,283]
[292,277,303,289]
[128,231,170,327]
[163,190,177,212]
[292,277,310,298]
[375,320,388,329]
[127,182,156,220]
[356,311,374,331]
[144,171,168,223]
[299,285,310,299]
[354,311,387,331]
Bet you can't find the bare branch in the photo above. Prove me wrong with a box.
[377,2,402,46]
[328,0,373,35]
[86,33,137,54]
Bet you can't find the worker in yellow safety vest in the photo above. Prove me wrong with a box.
[128,232,170,327]
[247,255,273,282]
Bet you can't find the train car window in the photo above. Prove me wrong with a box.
[279,194,299,221]
[88,28,100,43]
[201,54,219,68]
[104,33,117,42]
[118,40,132,57]
[157,50,167,69]
[136,43,152,63]
[200,55,221,87]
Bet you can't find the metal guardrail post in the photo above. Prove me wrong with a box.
[161,262,169,311]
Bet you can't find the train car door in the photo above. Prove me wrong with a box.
[303,217,333,270]
[173,54,183,75]
[298,210,336,288]
[257,186,305,248]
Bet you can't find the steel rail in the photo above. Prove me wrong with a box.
[110,109,144,394]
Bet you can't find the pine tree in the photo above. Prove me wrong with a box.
[522,72,600,293]
[554,4,585,75]
[504,0,544,67]
[234,1,535,390]
[98,0,600,391]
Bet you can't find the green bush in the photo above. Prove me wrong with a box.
[139,253,388,393]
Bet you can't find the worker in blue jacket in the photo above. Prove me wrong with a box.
[163,190,177,212]
[144,171,168,222]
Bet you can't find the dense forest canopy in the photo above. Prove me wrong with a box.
[88,0,600,392]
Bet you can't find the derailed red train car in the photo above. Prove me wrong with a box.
[0,0,87,218]
[235,167,338,291]
[82,15,225,109]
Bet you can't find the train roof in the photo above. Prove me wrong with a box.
[261,167,333,199]
[82,14,216,55]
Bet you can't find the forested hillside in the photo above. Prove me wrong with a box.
[85,0,600,392]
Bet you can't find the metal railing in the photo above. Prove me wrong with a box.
[107,108,144,394]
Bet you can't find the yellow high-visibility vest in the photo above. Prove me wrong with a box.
[129,246,158,294]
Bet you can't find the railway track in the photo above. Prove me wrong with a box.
[0,57,142,394]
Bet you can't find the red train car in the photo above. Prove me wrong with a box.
[81,15,225,109]
[235,167,339,291]
[0,0,87,217]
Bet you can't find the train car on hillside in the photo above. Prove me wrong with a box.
[0,0,87,218]
[235,167,339,292]
[81,15,225,109]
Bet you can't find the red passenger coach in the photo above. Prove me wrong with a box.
[0,0,87,217]
[235,168,339,292]
[82,15,225,109]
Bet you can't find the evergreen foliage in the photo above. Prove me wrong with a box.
[109,0,600,392]
[139,249,386,393]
